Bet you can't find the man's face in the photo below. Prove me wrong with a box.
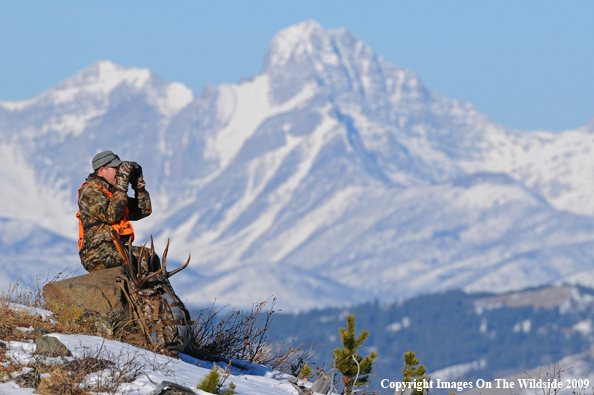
[99,166,117,186]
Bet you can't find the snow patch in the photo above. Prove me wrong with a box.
[513,319,531,333]
[151,81,194,117]
[206,76,318,171]
[0,98,37,111]
[432,359,487,381]
[41,108,106,138]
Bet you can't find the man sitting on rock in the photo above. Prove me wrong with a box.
[77,150,152,272]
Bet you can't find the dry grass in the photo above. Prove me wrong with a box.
[32,344,153,395]
[266,338,318,377]
[0,294,106,347]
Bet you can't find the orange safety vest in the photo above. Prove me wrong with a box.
[76,181,134,251]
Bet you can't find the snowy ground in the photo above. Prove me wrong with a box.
[0,305,319,395]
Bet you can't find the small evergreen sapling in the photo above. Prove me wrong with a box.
[299,364,313,380]
[197,368,220,393]
[197,365,236,395]
[332,314,378,394]
[402,350,426,392]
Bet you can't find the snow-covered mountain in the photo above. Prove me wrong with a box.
[2,20,594,310]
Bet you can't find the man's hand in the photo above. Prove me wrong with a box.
[114,161,133,193]
[129,162,146,191]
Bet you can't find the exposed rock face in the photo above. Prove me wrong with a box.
[42,266,130,334]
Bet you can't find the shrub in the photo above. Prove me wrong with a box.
[191,297,316,373]
[192,298,277,363]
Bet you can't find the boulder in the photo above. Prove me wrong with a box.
[147,381,198,395]
[42,266,130,334]
[35,336,71,357]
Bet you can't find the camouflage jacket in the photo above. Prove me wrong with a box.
[78,173,152,272]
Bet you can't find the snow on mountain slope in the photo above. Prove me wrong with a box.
[206,75,318,172]
[1,21,594,310]
[0,144,75,238]
[463,127,594,216]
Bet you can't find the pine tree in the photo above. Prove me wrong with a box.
[402,350,426,392]
[196,366,236,394]
[197,368,221,393]
[332,314,378,394]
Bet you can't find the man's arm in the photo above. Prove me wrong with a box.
[128,189,152,220]
[79,185,128,224]
[127,163,152,220]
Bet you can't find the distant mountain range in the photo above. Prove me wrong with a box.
[266,284,594,393]
[1,20,594,311]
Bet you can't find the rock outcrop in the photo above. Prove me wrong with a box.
[42,266,130,334]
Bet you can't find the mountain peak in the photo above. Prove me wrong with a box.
[261,20,380,104]
[264,20,326,68]
[3,60,194,119]
[54,60,153,94]
[0,61,153,111]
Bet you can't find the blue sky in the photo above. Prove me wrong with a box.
[1,1,593,132]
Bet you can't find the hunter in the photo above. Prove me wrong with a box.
[77,150,153,272]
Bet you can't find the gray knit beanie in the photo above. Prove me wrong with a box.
[92,151,122,171]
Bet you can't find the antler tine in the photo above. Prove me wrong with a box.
[166,253,191,278]
[121,236,190,287]
[136,266,166,288]
[127,239,133,266]
[161,239,170,273]
[111,231,138,284]
[149,235,156,271]
[149,235,155,271]
[137,242,147,276]
[133,240,165,288]
[126,239,140,284]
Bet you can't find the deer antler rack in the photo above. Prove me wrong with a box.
[127,239,165,288]
[111,230,191,288]
[158,237,191,279]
